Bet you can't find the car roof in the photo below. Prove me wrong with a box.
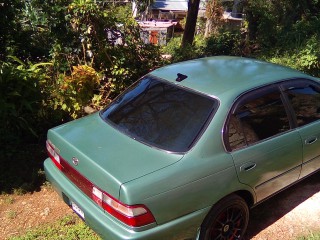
[150,56,314,98]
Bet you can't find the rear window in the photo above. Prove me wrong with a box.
[100,76,217,152]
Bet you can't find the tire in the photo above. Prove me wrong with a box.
[199,194,249,240]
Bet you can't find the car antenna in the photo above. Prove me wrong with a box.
[176,73,188,82]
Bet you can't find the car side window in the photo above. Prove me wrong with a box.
[227,88,290,151]
[285,85,320,127]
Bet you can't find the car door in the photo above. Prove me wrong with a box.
[281,79,320,178]
[225,84,303,202]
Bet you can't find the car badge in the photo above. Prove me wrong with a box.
[72,157,79,166]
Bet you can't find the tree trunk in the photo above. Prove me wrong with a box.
[204,17,212,38]
[181,0,201,47]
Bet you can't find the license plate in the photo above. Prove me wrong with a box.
[71,201,85,220]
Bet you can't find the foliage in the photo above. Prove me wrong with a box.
[134,0,154,15]
[244,0,320,51]
[202,30,242,56]
[163,30,242,62]
[0,57,50,142]
[204,0,225,37]
[0,56,63,193]
[0,1,163,193]
[48,1,163,117]
[298,231,320,240]
[243,0,320,77]
[53,65,101,119]
[9,214,100,240]
[2,0,163,119]
[162,36,203,62]
[0,1,23,60]
[1,0,72,61]
[244,0,278,47]
[264,35,320,77]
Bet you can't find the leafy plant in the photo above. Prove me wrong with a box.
[0,57,51,141]
[262,34,320,77]
[162,30,242,63]
[47,1,163,116]
[202,30,242,56]
[52,64,101,118]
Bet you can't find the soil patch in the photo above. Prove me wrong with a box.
[0,186,72,240]
[247,172,320,240]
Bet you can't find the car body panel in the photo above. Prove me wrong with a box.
[121,150,255,225]
[44,159,209,240]
[298,122,320,178]
[48,112,183,199]
[231,130,303,202]
[150,56,312,98]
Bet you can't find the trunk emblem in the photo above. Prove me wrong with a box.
[72,157,79,166]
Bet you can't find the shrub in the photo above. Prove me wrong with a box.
[0,57,50,142]
[202,30,242,56]
[47,2,163,117]
[262,35,320,77]
[162,30,242,63]
[162,36,203,62]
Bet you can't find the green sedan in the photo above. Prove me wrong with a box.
[44,56,320,240]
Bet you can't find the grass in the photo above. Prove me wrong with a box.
[6,210,17,219]
[9,215,101,240]
[298,232,320,240]
[2,195,15,204]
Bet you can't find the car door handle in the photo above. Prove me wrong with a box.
[240,162,256,172]
[305,136,318,145]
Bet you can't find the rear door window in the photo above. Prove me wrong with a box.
[226,86,291,151]
[283,82,320,127]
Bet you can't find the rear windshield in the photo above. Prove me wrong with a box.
[100,76,217,152]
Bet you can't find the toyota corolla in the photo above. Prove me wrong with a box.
[44,56,320,240]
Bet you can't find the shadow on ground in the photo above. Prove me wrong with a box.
[0,142,47,194]
[245,171,320,239]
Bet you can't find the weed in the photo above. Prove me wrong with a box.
[3,196,15,204]
[298,231,320,240]
[13,188,27,196]
[7,210,17,219]
[9,214,101,240]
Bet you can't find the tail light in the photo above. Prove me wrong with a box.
[46,140,62,170]
[46,140,156,227]
[92,186,155,227]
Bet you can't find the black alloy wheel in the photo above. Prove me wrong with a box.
[199,194,249,240]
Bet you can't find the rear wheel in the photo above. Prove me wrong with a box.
[199,194,249,240]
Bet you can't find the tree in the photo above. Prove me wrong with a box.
[0,0,23,60]
[204,0,224,38]
[181,0,201,47]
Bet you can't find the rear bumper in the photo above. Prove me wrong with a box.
[44,158,208,240]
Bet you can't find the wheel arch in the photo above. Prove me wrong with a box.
[201,189,255,226]
[198,192,251,240]
[234,189,255,208]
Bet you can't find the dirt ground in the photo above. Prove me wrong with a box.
[0,172,319,240]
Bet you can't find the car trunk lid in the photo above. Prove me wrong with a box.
[47,112,183,199]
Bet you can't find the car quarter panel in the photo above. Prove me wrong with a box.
[120,149,255,225]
